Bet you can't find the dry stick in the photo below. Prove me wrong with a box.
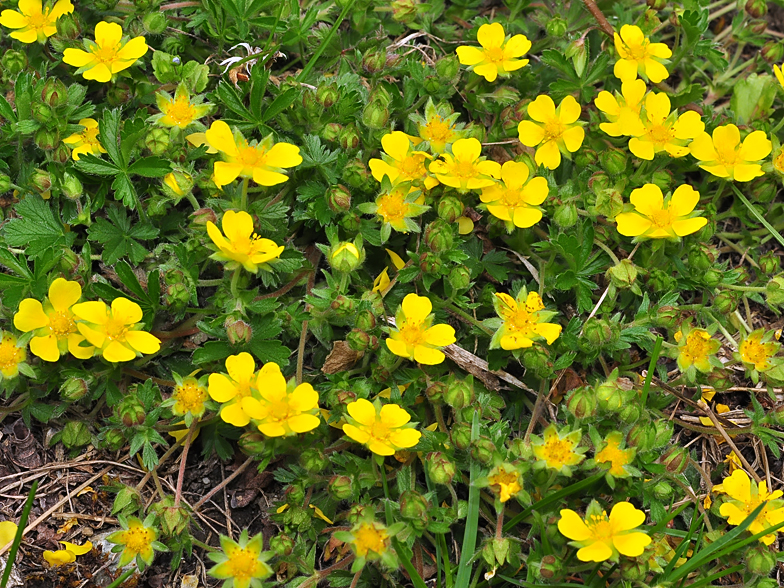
[0,466,112,558]
[697,400,761,482]
[173,421,197,510]
[581,0,615,36]
[136,438,184,492]
[193,457,254,512]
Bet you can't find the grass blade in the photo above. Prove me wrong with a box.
[0,480,38,588]
[454,410,481,588]
[731,184,784,248]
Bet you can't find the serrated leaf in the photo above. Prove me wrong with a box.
[262,87,299,122]
[128,156,172,178]
[74,153,120,176]
[100,109,124,167]
[3,195,74,258]
[215,81,255,121]
[246,339,290,366]
[111,173,136,208]
[193,341,234,365]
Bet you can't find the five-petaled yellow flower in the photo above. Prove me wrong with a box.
[559,502,652,562]
[359,184,429,234]
[737,330,780,372]
[169,374,209,421]
[675,326,719,375]
[628,93,704,160]
[531,424,586,474]
[518,95,584,170]
[594,79,647,137]
[206,210,284,273]
[153,83,211,130]
[13,278,94,361]
[410,98,466,154]
[456,22,531,82]
[0,332,26,380]
[241,362,321,437]
[208,531,272,588]
[594,432,635,478]
[386,293,456,364]
[480,161,548,229]
[62,118,107,161]
[490,290,561,350]
[43,541,92,567]
[428,138,500,192]
[487,465,522,503]
[369,131,438,191]
[613,24,671,83]
[615,184,707,240]
[0,0,73,43]
[107,516,160,567]
[63,21,148,83]
[689,124,771,182]
[201,120,302,188]
[208,352,257,428]
[714,469,784,545]
[342,398,422,456]
[71,298,161,363]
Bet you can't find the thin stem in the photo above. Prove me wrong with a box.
[593,238,620,265]
[105,569,137,588]
[173,420,197,509]
[297,0,356,81]
[240,177,249,211]
[580,0,614,36]
[197,278,224,287]
[230,267,241,299]
[722,283,766,293]
[296,319,309,385]
[0,480,37,587]
[444,303,492,336]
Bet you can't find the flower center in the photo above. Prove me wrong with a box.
[123,525,154,554]
[586,515,614,542]
[174,382,207,414]
[47,311,76,338]
[646,123,674,147]
[265,397,297,426]
[236,145,266,168]
[627,41,650,62]
[399,321,426,347]
[507,308,535,335]
[104,318,128,341]
[377,192,410,223]
[485,46,506,65]
[741,339,772,368]
[683,331,711,361]
[353,524,388,557]
[539,436,576,469]
[498,187,522,208]
[93,43,121,65]
[399,155,426,180]
[650,208,673,229]
[716,146,740,167]
[225,546,262,581]
[542,120,565,143]
[26,11,51,32]
[164,95,197,126]
[80,127,101,148]
[423,117,454,143]
[454,159,479,179]
[0,338,23,372]
[774,152,784,173]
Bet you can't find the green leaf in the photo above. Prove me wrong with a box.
[215,81,255,121]
[246,339,290,366]
[87,206,159,265]
[193,341,234,365]
[731,73,778,124]
[3,195,75,258]
[100,109,124,168]
[128,157,172,178]
[111,173,137,208]
[262,87,299,122]
[74,153,121,176]
[0,93,17,124]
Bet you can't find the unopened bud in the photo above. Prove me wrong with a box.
[426,451,455,484]
[338,124,361,151]
[445,376,474,409]
[35,127,59,151]
[320,122,342,142]
[316,82,339,108]
[328,475,353,500]
[566,386,597,419]
[362,100,390,129]
[437,195,464,223]
[60,376,90,401]
[146,128,170,155]
[225,318,252,345]
[659,445,690,474]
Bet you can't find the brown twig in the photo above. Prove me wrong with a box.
[697,400,761,482]
[193,457,254,511]
[173,421,197,509]
[581,0,615,37]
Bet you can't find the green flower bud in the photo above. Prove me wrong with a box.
[59,249,81,274]
[41,78,68,110]
[150,496,190,537]
[116,395,146,427]
[342,157,370,188]
[332,296,359,315]
[767,275,784,307]
[238,431,266,455]
[146,128,170,156]
[51,143,70,164]
[448,266,472,293]
[627,419,657,452]
[566,386,597,419]
[753,179,777,203]
[754,579,779,588]
[435,54,460,80]
[648,268,676,292]
[423,76,441,95]
[546,16,568,38]
[606,259,639,291]
[653,419,674,448]
[283,504,311,530]
[320,122,342,142]
[302,89,318,114]
[62,420,91,448]
[704,369,731,393]
[60,376,90,402]
[32,102,54,125]
[553,202,578,228]
[451,422,472,451]
[619,557,648,582]
[588,171,610,195]
[0,173,10,193]
[392,0,419,24]
[335,390,357,407]
[270,534,294,557]
[424,219,454,253]
[536,554,560,580]
[419,252,443,274]
[328,475,353,500]
[594,188,624,218]
[652,480,674,500]
[425,381,446,404]
[299,448,328,473]
[713,290,739,315]
[471,436,495,466]
[31,169,52,193]
[687,243,716,273]
[522,345,552,378]
[762,41,784,63]
[759,252,780,275]
[61,172,83,200]
[427,451,456,484]
[619,400,642,423]
[362,100,390,129]
[326,184,351,213]
[582,318,617,349]
[34,127,59,151]
[338,124,361,150]
[102,429,125,451]
[399,490,429,529]
[2,49,27,76]
[703,268,723,288]
[437,195,464,223]
[55,12,81,39]
[316,82,339,108]
[599,149,627,176]
[445,376,474,409]
[650,168,673,191]
[142,11,168,34]
[362,49,387,74]
[746,544,776,576]
[225,318,252,345]
[329,241,364,273]
[345,504,371,525]
[659,445,689,474]
[745,0,767,18]
[346,328,371,352]
[573,148,597,168]
[339,211,361,234]
[106,82,132,107]
[165,282,190,308]
[647,0,667,9]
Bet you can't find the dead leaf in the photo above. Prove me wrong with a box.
[321,341,360,375]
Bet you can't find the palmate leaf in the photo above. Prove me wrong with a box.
[87,205,159,265]
[3,194,75,258]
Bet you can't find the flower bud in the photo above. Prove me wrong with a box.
[627,419,657,452]
[31,169,52,193]
[573,148,597,168]
[649,169,673,191]
[142,11,168,34]
[426,451,455,484]
[566,386,597,419]
[746,544,776,576]
[329,241,364,273]
[362,100,390,129]
[546,16,568,38]
[553,202,578,228]
[448,266,472,292]
[32,102,54,125]
[471,436,495,466]
[582,318,618,349]
[345,504,371,525]
[165,282,190,309]
[399,490,429,529]
[162,170,193,200]
[362,49,387,74]
[326,184,351,213]
[41,78,68,110]
[392,0,419,24]
[116,395,146,427]
[419,252,443,274]
[342,157,370,188]
[102,428,125,451]
[60,376,90,402]
[596,377,634,412]
[335,389,357,407]
[653,419,674,448]
[34,127,59,151]
[445,376,474,409]
[687,243,717,273]
[647,0,667,8]
[536,554,561,580]
[606,259,639,291]
[270,534,294,557]
[463,122,486,143]
[302,89,318,114]
[712,290,739,315]
[588,171,610,194]
[225,318,252,345]
[346,328,371,352]
[106,82,132,106]
[338,124,361,150]
[425,381,446,404]
[59,249,82,274]
[424,219,454,253]
[299,448,328,473]
[146,128,170,156]
[759,252,780,275]
[435,54,460,80]
[648,268,675,292]
[316,82,339,108]
[320,122,342,142]
[437,195,464,223]
[762,41,784,63]
[328,475,353,500]
[702,268,723,288]
[61,171,83,200]
[619,557,648,581]
[522,345,552,378]
[0,173,11,193]
[2,49,27,75]
[652,481,674,501]
[450,422,472,451]
[190,207,218,226]
[594,188,624,218]
[745,0,767,18]
[599,149,627,176]
[423,76,441,95]
[659,445,690,474]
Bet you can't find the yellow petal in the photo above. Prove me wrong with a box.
[30,334,60,362]
[48,278,81,311]
[558,509,591,541]
[385,249,406,270]
[609,502,645,532]
[0,8,29,29]
[103,340,136,362]
[0,521,18,547]
[413,346,446,365]
[456,46,485,66]
[557,96,582,125]
[477,22,505,49]
[124,330,161,355]
[612,532,651,557]
[94,21,122,48]
[740,131,772,161]
[424,324,456,347]
[378,403,411,428]
[205,120,239,157]
[62,48,95,68]
[60,540,92,555]
[44,550,75,566]
[14,299,49,332]
[576,540,613,562]
[381,131,412,162]
[401,293,431,322]
[111,297,143,325]
[669,184,699,217]
[347,398,377,427]
[527,95,556,123]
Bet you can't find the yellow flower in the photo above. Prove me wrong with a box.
[348,521,390,558]
[628,93,704,160]
[169,374,209,420]
[71,298,161,363]
[410,98,466,154]
[43,540,92,567]
[359,184,429,233]
[107,516,159,567]
[689,124,771,182]
[456,22,531,82]
[63,21,148,83]
[13,278,94,361]
[203,120,302,188]
[386,293,456,364]
[428,138,500,192]
[774,63,784,89]
[737,329,780,372]
[208,531,272,588]
[369,131,439,191]
[240,362,321,437]
[487,465,522,503]
[697,387,730,427]
[0,520,18,549]
[594,79,647,137]
[615,184,707,240]
[594,432,635,478]
[0,331,27,379]
[479,161,548,229]
[162,170,192,198]
[206,210,284,273]
[342,398,422,456]
[372,268,391,294]
[153,83,211,130]
[558,501,652,562]
[208,352,257,428]
[675,325,719,375]
[724,451,743,474]
[490,290,561,350]
[531,424,585,473]
[613,24,671,83]
[517,95,584,170]
[715,469,784,545]
[62,118,107,161]
[0,0,73,43]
